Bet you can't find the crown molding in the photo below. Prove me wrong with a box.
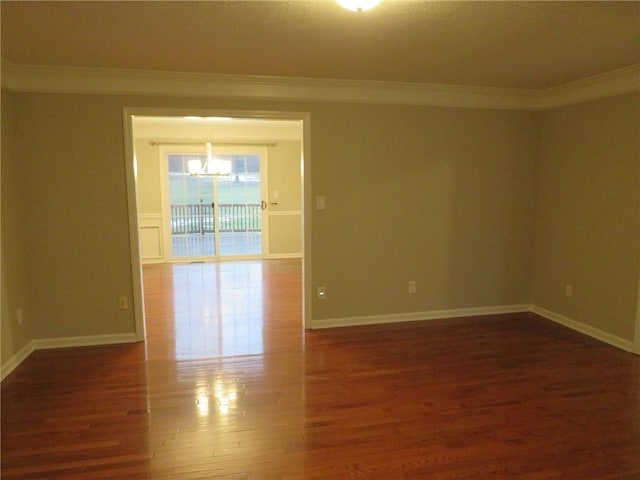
[0,59,541,110]
[542,64,640,109]
[2,59,638,111]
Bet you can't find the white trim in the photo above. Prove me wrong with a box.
[530,305,635,353]
[138,213,162,220]
[259,147,270,257]
[267,210,302,216]
[140,258,165,265]
[138,214,164,262]
[267,253,302,260]
[311,304,530,329]
[542,64,640,109]
[5,59,638,111]
[312,304,638,354]
[4,303,635,381]
[158,145,173,261]
[1,333,138,382]
[302,113,312,329]
[124,106,311,332]
[32,333,138,350]
[0,60,541,110]
[123,108,147,342]
[1,341,35,382]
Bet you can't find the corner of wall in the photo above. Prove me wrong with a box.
[1,88,35,375]
[531,92,640,348]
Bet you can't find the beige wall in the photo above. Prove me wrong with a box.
[1,89,33,366]
[2,86,637,372]
[311,103,539,319]
[13,93,136,339]
[4,92,539,343]
[134,139,162,215]
[532,93,640,341]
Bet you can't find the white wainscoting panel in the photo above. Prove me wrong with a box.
[268,211,302,257]
[139,214,164,262]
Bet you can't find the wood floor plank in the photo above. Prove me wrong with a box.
[2,259,640,479]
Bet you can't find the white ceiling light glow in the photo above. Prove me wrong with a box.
[187,142,232,177]
[336,0,381,12]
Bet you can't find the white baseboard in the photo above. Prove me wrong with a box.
[3,305,634,382]
[32,333,138,350]
[1,340,36,382]
[267,253,302,259]
[311,304,530,329]
[530,305,635,353]
[312,304,637,354]
[1,333,138,382]
[141,258,165,265]
[160,254,302,264]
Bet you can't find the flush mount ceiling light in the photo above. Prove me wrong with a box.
[336,0,381,12]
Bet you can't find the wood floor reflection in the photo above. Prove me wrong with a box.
[2,259,640,479]
[143,260,301,360]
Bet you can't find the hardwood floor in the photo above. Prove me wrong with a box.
[2,259,640,479]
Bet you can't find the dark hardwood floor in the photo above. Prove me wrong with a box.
[2,259,639,479]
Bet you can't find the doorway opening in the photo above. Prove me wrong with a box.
[123,109,311,342]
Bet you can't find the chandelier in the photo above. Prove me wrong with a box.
[187,142,232,176]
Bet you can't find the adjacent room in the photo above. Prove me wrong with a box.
[1,1,639,478]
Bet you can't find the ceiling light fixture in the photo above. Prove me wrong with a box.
[187,142,232,176]
[336,0,381,12]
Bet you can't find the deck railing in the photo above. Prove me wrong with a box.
[170,203,261,234]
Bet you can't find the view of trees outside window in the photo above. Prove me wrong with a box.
[168,153,263,257]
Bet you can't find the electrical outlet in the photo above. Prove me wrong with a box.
[317,286,327,300]
[119,296,129,310]
[565,285,573,298]
[408,281,417,294]
[16,307,23,325]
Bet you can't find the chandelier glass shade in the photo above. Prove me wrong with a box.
[187,142,232,176]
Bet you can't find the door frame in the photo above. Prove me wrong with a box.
[159,144,270,261]
[122,107,311,341]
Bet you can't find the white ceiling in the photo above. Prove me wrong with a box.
[133,116,303,142]
[2,1,639,90]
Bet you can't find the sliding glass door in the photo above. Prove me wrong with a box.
[215,153,264,256]
[162,146,268,260]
